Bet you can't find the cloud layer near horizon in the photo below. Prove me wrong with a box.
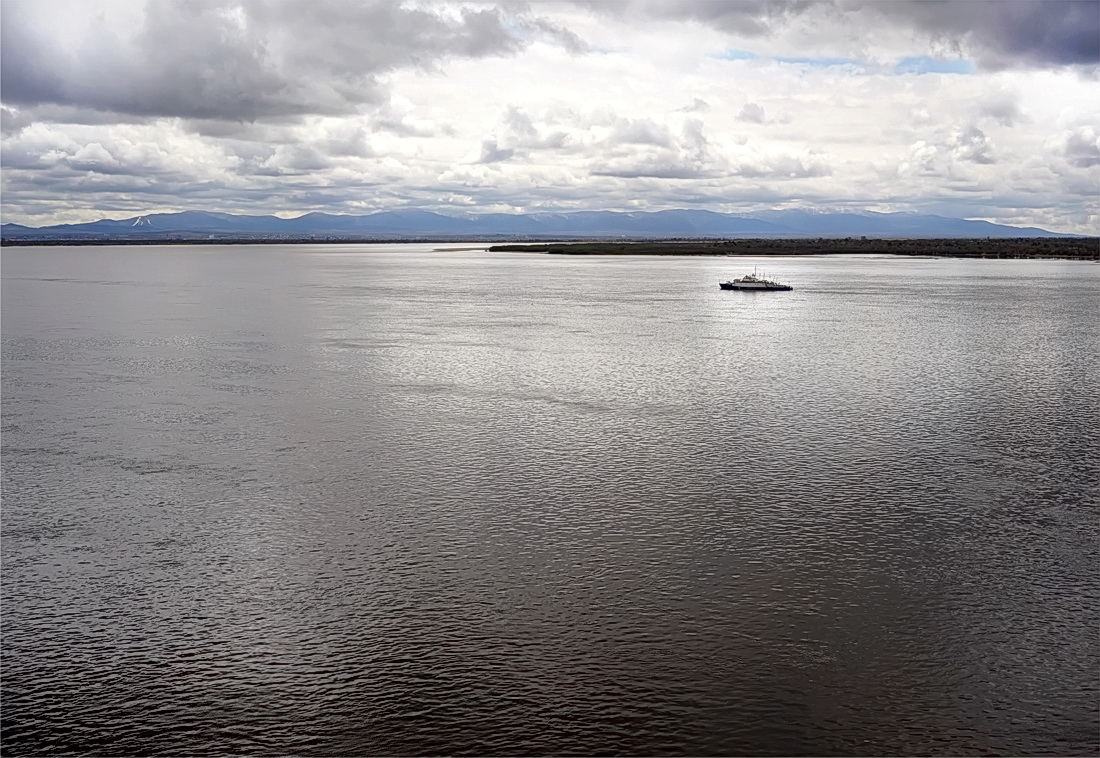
[2,0,1097,233]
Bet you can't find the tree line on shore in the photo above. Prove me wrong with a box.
[489,237,1098,260]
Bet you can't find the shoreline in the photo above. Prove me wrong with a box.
[2,236,1096,260]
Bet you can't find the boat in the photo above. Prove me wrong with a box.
[719,267,793,291]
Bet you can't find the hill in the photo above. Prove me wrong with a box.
[0,208,1077,242]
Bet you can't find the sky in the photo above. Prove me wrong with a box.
[1,0,1098,234]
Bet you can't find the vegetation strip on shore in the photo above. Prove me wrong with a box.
[488,238,1099,260]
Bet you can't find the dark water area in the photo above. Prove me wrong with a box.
[2,244,1098,757]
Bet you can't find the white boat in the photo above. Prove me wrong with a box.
[719,267,793,291]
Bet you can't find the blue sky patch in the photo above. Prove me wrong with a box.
[716,50,975,76]
[774,55,863,68]
[893,56,976,74]
[716,48,758,60]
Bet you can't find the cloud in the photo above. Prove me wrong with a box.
[737,103,766,123]
[977,91,1023,126]
[897,140,940,177]
[861,0,1100,70]
[317,122,375,158]
[1,105,36,136]
[260,145,332,174]
[678,98,710,112]
[592,117,725,179]
[3,1,309,121]
[476,140,515,163]
[0,0,563,122]
[2,121,236,179]
[466,107,574,166]
[66,143,124,174]
[499,108,570,150]
[593,0,1099,70]
[1,1,1096,234]
[951,125,995,164]
[370,101,454,138]
[607,117,675,147]
[734,149,832,179]
[520,15,590,54]
[1060,126,1100,168]
[898,124,1001,176]
[592,0,818,38]
[592,164,715,180]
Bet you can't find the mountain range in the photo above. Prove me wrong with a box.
[0,208,1075,241]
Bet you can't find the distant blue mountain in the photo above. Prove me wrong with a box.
[0,208,1074,241]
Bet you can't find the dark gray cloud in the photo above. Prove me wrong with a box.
[522,16,590,53]
[2,1,306,121]
[581,0,816,37]
[2,161,206,199]
[477,140,515,163]
[1,106,34,135]
[1063,128,1100,168]
[0,144,391,219]
[587,0,1099,69]
[319,126,374,159]
[181,120,282,141]
[0,0,556,122]
[0,137,52,170]
[858,0,1100,69]
[273,146,332,173]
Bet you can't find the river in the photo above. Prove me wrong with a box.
[2,244,1097,756]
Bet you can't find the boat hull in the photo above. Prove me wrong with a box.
[719,282,792,291]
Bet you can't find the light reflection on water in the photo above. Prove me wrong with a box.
[2,244,1098,756]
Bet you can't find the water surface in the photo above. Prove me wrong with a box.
[3,244,1098,756]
